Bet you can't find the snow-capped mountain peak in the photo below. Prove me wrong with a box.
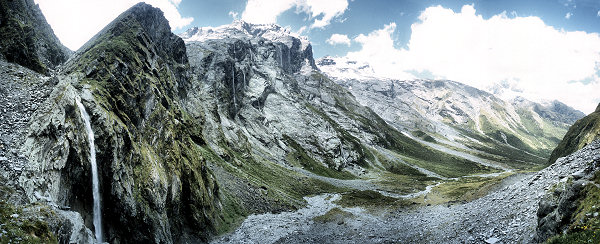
[179,20,310,50]
[316,56,382,81]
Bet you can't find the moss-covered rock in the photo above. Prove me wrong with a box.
[20,3,220,243]
[0,0,71,74]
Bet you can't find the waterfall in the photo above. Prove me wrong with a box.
[76,98,103,243]
[287,48,290,72]
[232,44,237,111]
[277,45,282,67]
[232,64,237,111]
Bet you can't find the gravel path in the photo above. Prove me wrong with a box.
[212,141,600,244]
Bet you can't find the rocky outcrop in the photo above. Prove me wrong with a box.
[0,0,71,74]
[535,104,600,242]
[19,3,219,243]
[549,103,600,163]
[534,140,600,242]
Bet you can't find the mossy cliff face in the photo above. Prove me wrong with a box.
[20,3,219,243]
[0,0,71,74]
[549,103,600,164]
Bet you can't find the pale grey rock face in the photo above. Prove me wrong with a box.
[0,60,56,195]
[19,77,81,204]
[181,22,379,173]
[0,60,99,243]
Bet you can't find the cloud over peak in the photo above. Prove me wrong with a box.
[346,4,600,113]
[35,0,193,51]
[326,34,351,46]
[241,0,348,28]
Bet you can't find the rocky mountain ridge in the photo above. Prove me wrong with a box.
[0,2,596,244]
[2,3,484,243]
[549,102,600,163]
[4,3,219,243]
[0,0,71,74]
[317,55,584,168]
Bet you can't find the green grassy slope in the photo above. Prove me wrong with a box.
[549,104,600,163]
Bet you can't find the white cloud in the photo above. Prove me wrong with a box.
[326,34,351,46]
[241,0,348,28]
[345,5,600,113]
[296,26,308,35]
[229,11,239,20]
[346,23,414,80]
[241,0,297,24]
[565,12,572,19]
[297,0,348,28]
[34,0,193,51]
[597,10,600,17]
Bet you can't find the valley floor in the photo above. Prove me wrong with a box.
[211,140,600,244]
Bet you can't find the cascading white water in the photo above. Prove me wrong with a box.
[232,44,237,111]
[278,45,282,67]
[76,98,103,243]
[287,48,290,71]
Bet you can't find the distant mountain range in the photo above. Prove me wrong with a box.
[0,1,597,243]
[318,55,585,168]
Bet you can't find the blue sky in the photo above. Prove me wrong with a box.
[34,0,600,113]
[176,0,600,58]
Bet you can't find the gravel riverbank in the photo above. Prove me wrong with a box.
[212,140,600,243]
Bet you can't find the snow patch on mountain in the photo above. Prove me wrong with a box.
[317,56,381,81]
[180,20,310,50]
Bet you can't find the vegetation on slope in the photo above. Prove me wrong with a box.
[0,180,57,244]
[546,170,600,243]
[50,3,220,242]
[335,190,410,209]
[196,143,346,234]
[454,126,548,169]
[0,0,70,74]
[549,103,600,163]
[311,72,496,178]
